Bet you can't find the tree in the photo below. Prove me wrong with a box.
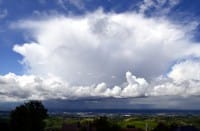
[152,122,170,131]
[0,117,10,131]
[10,100,48,131]
[93,116,120,131]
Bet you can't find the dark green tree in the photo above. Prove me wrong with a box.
[93,116,120,131]
[10,100,48,131]
[0,117,10,131]
[152,122,170,131]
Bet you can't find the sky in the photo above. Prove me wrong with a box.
[1,0,200,110]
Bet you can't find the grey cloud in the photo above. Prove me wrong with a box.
[3,96,198,110]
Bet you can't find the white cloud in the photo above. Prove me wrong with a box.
[139,0,180,14]
[4,9,200,102]
[1,59,200,102]
[0,72,130,101]
[57,0,85,10]
[168,60,200,82]
[121,72,148,97]
[0,71,151,101]
[150,60,200,97]
[12,9,200,86]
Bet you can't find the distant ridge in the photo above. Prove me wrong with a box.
[48,109,200,116]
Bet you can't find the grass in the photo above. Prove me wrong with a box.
[44,117,64,130]
[43,115,200,131]
[119,118,157,130]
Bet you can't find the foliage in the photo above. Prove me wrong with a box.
[44,117,64,131]
[10,100,48,131]
[41,115,200,131]
[152,122,170,131]
[0,117,10,131]
[119,117,157,130]
[93,116,121,131]
[1,110,198,131]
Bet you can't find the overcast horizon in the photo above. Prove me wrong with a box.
[1,0,200,110]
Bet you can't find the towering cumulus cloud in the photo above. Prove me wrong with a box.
[1,9,200,101]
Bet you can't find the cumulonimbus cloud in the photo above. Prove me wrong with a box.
[2,9,200,101]
[12,9,200,85]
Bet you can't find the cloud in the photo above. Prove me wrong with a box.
[121,72,148,97]
[0,70,146,101]
[57,0,86,10]
[0,9,7,19]
[40,96,200,110]
[0,71,154,101]
[168,59,200,82]
[139,0,180,15]
[1,59,200,102]
[150,59,200,97]
[3,9,200,102]
[12,9,200,86]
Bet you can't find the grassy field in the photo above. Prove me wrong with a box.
[43,115,200,131]
[1,113,200,131]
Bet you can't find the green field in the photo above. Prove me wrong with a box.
[43,115,200,131]
[1,113,200,131]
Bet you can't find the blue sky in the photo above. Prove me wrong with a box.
[1,0,200,109]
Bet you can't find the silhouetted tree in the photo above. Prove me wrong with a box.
[93,116,120,131]
[10,100,48,131]
[170,123,178,131]
[152,122,170,131]
[0,118,10,131]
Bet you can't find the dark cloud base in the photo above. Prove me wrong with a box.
[1,96,200,111]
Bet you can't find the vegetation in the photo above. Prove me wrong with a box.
[10,100,48,131]
[0,101,200,131]
[42,115,200,131]
[44,117,65,131]
[93,116,121,131]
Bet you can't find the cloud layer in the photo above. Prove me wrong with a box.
[1,59,200,102]
[2,9,200,102]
